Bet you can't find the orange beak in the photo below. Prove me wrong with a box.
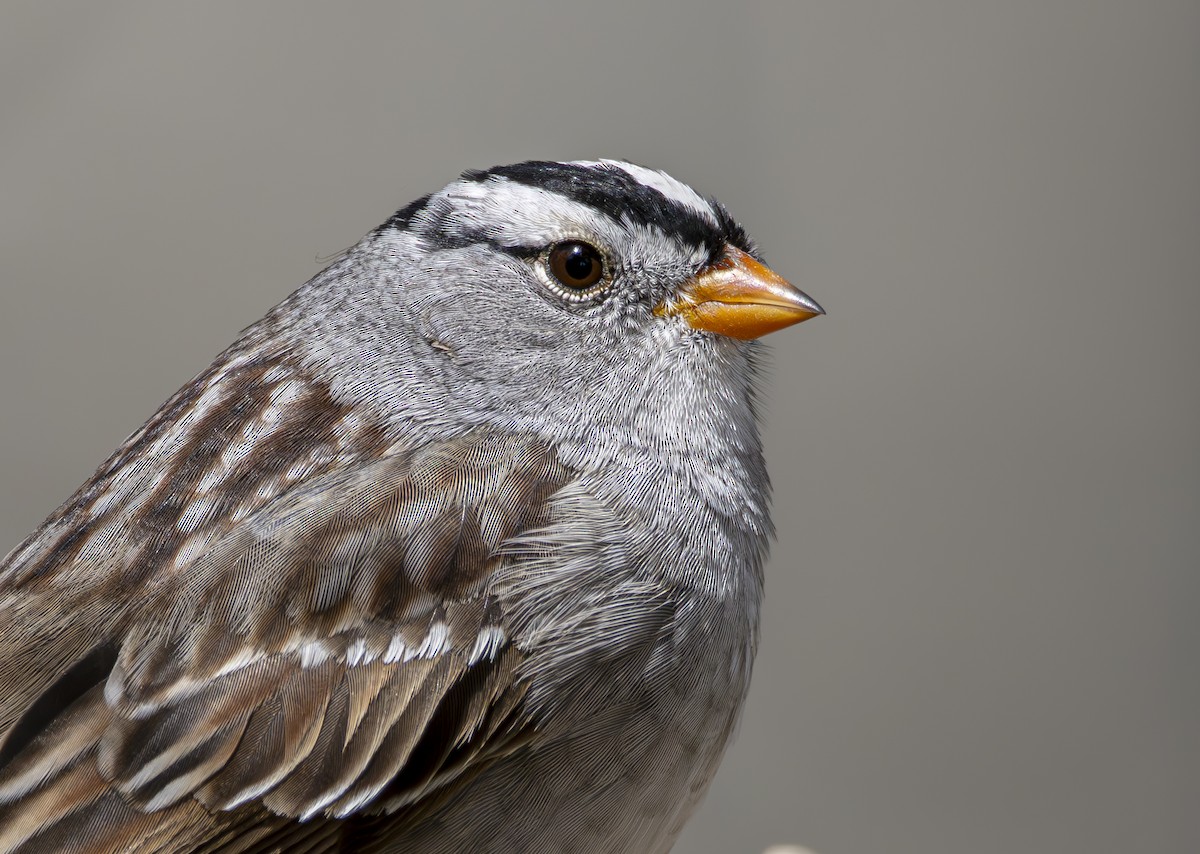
[655,245,824,340]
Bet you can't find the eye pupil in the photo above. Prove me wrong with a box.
[548,241,605,290]
[563,247,593,281]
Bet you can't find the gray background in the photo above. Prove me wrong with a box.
[1,2,1196,853]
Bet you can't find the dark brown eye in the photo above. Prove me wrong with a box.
[547,241,604,290]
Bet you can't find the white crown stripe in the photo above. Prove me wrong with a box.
[576,160,721,228]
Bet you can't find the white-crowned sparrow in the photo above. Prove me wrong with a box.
[0,160,823,853]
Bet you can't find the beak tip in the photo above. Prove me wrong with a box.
[662,244,825,339]
[788,291,825,324]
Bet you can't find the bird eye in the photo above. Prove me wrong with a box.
[547,241,605,290]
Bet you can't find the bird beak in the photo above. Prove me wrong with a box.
[655,245,824,340]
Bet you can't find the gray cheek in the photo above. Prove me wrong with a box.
[411,302,465,362]
[406,287,570,415]
[425,267,572,349]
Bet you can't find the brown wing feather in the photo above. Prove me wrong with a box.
[0,431,572,852]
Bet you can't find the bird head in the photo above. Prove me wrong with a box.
[280,159,823,468]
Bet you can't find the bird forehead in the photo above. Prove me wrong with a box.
[569,160,721,229]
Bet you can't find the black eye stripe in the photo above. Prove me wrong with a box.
[379,193,434,233]
[461,161,750,259]
[379,162,758,267]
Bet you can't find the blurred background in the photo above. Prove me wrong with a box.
[1,2,1196,852]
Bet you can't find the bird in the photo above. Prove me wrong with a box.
[0,159,823,853]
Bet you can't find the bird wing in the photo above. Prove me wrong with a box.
[0,432,574,853]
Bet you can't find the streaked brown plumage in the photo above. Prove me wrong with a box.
[0,160,822,852]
